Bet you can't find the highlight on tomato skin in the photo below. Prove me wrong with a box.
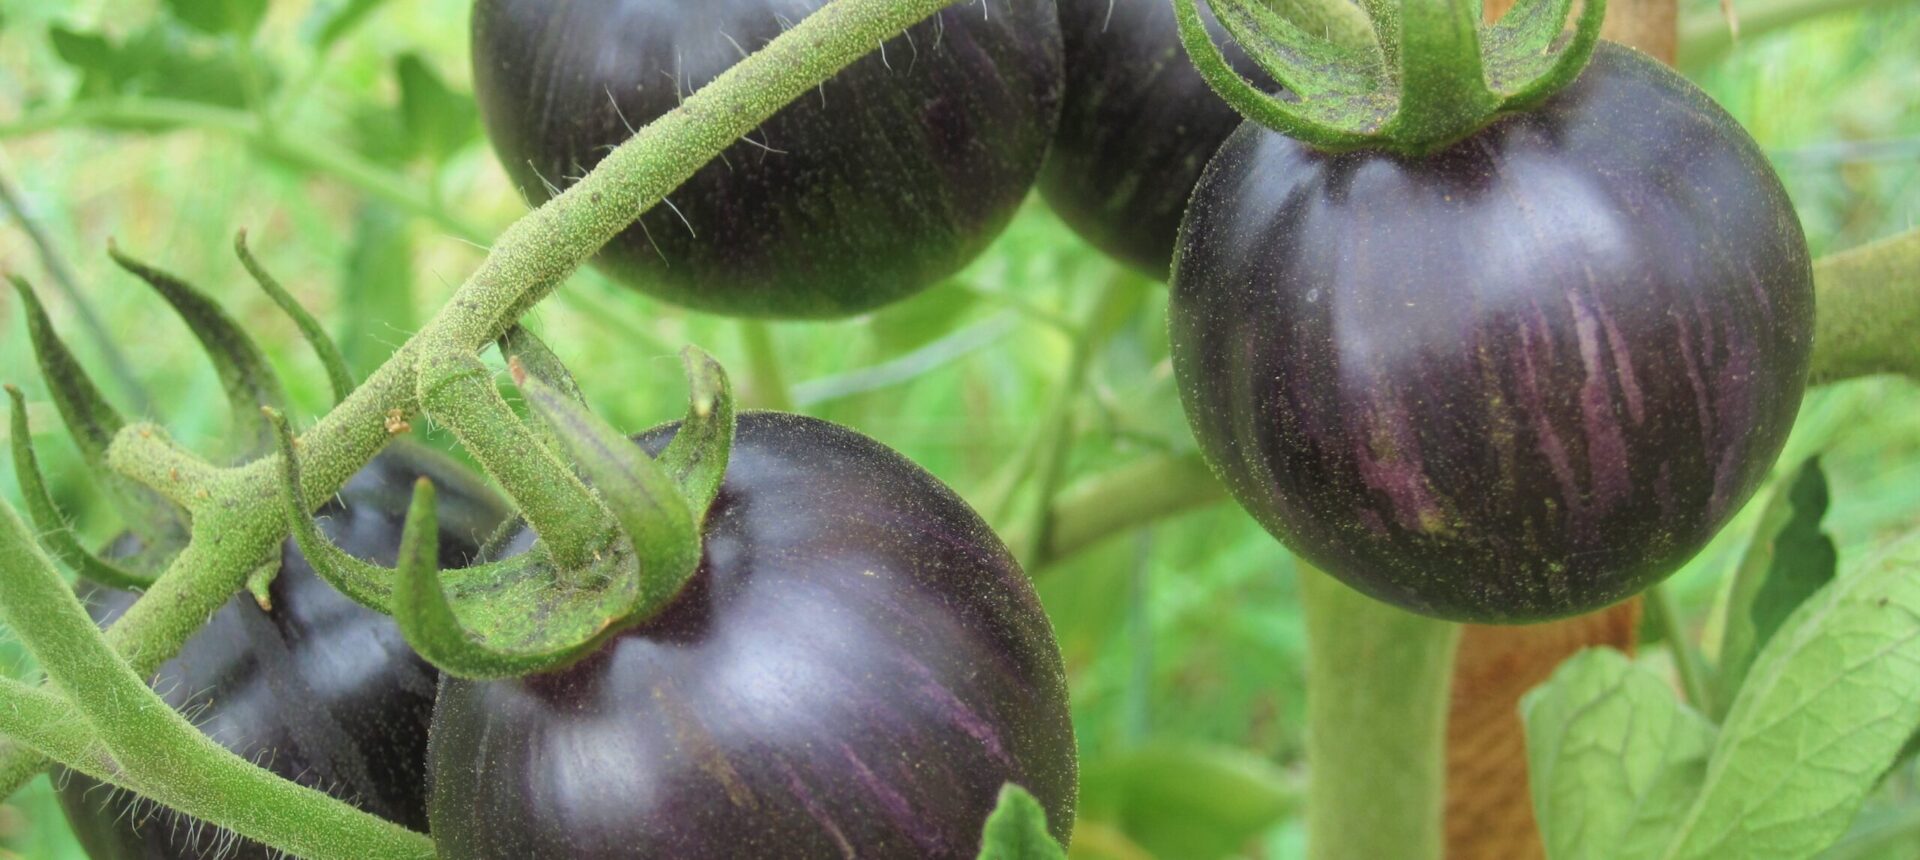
[427,412,1077,860]
[469,0,1065,320]
[1040,0,1269,281]
[53,446,512,860]
[1170,44,1815,624]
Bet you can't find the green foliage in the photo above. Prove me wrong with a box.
[48,20,265,108]
[1714,457,1840,715]
[1527,534,1920,860]
[395,53,478,163]
[1077,743,1300,859]
[978,785,1067,860]
[1524,648,1718,859]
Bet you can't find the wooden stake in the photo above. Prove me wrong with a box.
[1443,3,1676,857]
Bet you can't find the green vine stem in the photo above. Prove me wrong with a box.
[0,0,974,800]
[1300,562,1461,860]
[0,499,434,859]
[1808,227,1920,383]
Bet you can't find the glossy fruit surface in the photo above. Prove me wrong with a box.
[56,444,510,859]
[470,0,1063,319]
[429,412,1076,858]
[1170,45,1814,623]
[1041,0,1262,279]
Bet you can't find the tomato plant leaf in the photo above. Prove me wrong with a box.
[396,53,478,163]
[1076,742,1300,860]
[1663,532,1920,859]
[162,0,268,37]
[977,784,1065,860]
[1714,457,1838,717]
[1522,647,1715,860]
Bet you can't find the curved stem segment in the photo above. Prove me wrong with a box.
[1301,562,1461,860]
[0,501,434,860]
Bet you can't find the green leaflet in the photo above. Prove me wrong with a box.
[976,784,1066,860]
[1714,458,1838,716]
[1662,533,1920,858]
[1523,648,1717,860]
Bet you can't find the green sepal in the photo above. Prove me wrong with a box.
[518,370,702,614]
[6,386,157,591]
[390,478,641,679]
[417,351,612,571]
[657,346,735,526]
[267,407,396,613]
[236,230,357,406]
[1174,0,1386,150]
[1179,0,1608,155]
[9,275,186,545]
[108,241,288,456]
[497,324,584,461]
[1210,0,1382,101]
[1485,0,1607,109]
[1381,0,1500,148]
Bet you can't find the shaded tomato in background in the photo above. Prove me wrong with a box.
[470,0,1064,319]
[56,445,511,860]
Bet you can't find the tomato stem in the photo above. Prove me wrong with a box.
[0,501,436,859]
[1300,561,1460,860]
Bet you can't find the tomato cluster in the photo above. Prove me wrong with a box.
[52,0,1818,855]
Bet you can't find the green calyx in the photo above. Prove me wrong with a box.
[275,346,737,679]
[1177,0,1608,155]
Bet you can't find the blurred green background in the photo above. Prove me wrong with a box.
[0,0,1916,857]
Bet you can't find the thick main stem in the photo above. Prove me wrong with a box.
[1302,563,1462,860]
[0,0,971,800]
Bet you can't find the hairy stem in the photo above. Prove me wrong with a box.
[0,503,433,859]
[0,0,972,799]
[1809,227,1920,384]
[1648,583,1716,713]
[106,423,221,513]
[1301,563,1461,860]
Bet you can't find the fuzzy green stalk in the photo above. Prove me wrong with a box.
[0,0,974,799]
[0,501,434,859]
[1809,227,1920,383]
[1300,562,1461,860]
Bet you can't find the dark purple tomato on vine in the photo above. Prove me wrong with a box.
[56,444,511,859]
[469,0,1064,319]
[1041,0,1267,279]
[428,412,1077,859]
[1170,44,1814,623]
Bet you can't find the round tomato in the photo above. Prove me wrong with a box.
[470,0,1064,318]
[429,412,1076,858]
[1170,45,1813,622]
